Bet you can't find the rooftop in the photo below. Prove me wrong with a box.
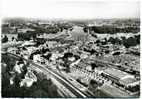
[119,77,139,86]
[103,68,134,80]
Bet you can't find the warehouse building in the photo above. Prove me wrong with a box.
[102,68,139,88]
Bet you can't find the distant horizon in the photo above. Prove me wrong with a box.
[2,17,140,21]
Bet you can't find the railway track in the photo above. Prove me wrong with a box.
[4,52,94,98]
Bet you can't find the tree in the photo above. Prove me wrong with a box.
[135,34,140,44]
[123,37,137,48]
[96,39,100,44]
[12,37,15,41]
[83,27,88,33]
[115,37,121,45]
[91,33,97,38]
[91,63,97,70]
[108,37,115,44]
[2,35,8,43]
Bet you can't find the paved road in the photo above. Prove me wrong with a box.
[5,52,94,98]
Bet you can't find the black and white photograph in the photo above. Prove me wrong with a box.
[1,0,141,98]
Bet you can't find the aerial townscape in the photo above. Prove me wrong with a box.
[1,18,140,98]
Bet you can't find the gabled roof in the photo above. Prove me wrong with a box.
[103,68,134,80]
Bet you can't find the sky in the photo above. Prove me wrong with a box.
[1,0,140,19]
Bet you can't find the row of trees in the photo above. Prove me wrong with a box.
[31,26,60,34]
[16,23,73,41]
[17,31,37,41]
[83,26,140,34]
[28,23,73,34]
[96,34,140,48]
